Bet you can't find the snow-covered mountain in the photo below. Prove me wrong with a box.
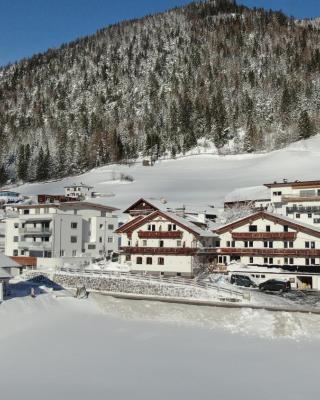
[0,0,319,183]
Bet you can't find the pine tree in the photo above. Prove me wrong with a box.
[298,111,313,140]
[0,164,8,186]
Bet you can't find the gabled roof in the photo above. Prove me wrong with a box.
[215,211,320,238]
[116,210,214,238]
[14,202,119,212]
[264,180,320,188]
[123,198,164,214]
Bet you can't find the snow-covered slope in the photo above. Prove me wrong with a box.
[15,134,320,212]
[0,292,320,400]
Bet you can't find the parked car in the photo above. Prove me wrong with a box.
[259,279,291,292]
[230,274,257,288]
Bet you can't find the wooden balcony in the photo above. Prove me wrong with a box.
[232,232,297,240]
[217,247,320,257]
[138,231,183,239]
[282,195,320,203]
[120,246,197,256]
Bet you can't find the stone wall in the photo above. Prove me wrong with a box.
[24,271,229,301]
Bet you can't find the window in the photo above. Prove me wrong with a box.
[14,223,19,229]
[60,250,65,256]
[244,241,248,248]
[172,224,177,231]
[136,257,142,264]
[269,258,273,264]
[125,255,131,262]
[289,258,294,265]
[24,210,30,215]
[311,241,315,249]
[266,225,270,232]
[227,241,231,247]
[283,225,289,232]
[13,236,19,242]
[71,222,78,229]
[249,257,253,264]
[108,224,114,230]
[231,241,236,248]
[158,257,164,265]
[289,242,294,248]
[99,237,102,243]
[146,257,152,265]
[306,259,310,266]
[88,244,96,249]
[296,213,300,219]
[42,237,49,242]
[273,191,282,196]
[311,258,316,265]
[108,237,113,243]
[70,236,77,243]
[159,240,164,248]
[264,258,268,264]
[249,241,253,247]
[264,241,268,248]
[142,240,147,246]
[284,257,288,264]
[148,224,156,231]
[177,240,182,247]
[72,250,77,256]
[13,250,18,256]
[308,213,312,218]
[215,241,220,247]
[284,241,288,248]
[99,224,103,229]
[249,225,257,232]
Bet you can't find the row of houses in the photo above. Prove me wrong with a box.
[2,178,320,289]
[115,180,320,289]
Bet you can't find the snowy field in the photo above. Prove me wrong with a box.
[2,136,320,399]
[0,292,320,400]
[15,134,320,213]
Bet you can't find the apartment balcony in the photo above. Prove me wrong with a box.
[217,247,320,257]
[120,246,197,256]
[282,195,320,203]
[18,241,52,250]
[286,206,320,214]
[231,232,297,240]
[19,227,52,236]
[137,231,183,239]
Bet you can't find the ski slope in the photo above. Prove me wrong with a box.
[16,135,320,212]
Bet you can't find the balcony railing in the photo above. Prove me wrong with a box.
[232,232,296,240]
[120,246,197,256]
[138,231,183,239]
[282,195,320,203]
[19,228,52,235]
[18,241,52,250]
[217,247,320,257]
[286,206,320,214]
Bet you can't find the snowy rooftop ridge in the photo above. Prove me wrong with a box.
[224,186,270,203]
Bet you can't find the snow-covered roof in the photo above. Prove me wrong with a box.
[224,186,270,203]
[0,267,12,279]
[0,254,19,269]
[164,211,215,238]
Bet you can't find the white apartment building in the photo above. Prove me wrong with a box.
[265,179,320,225]
[64,183,94,200]
[116,199,217,277]
[215,211,320,270]
[5,202,119,265]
